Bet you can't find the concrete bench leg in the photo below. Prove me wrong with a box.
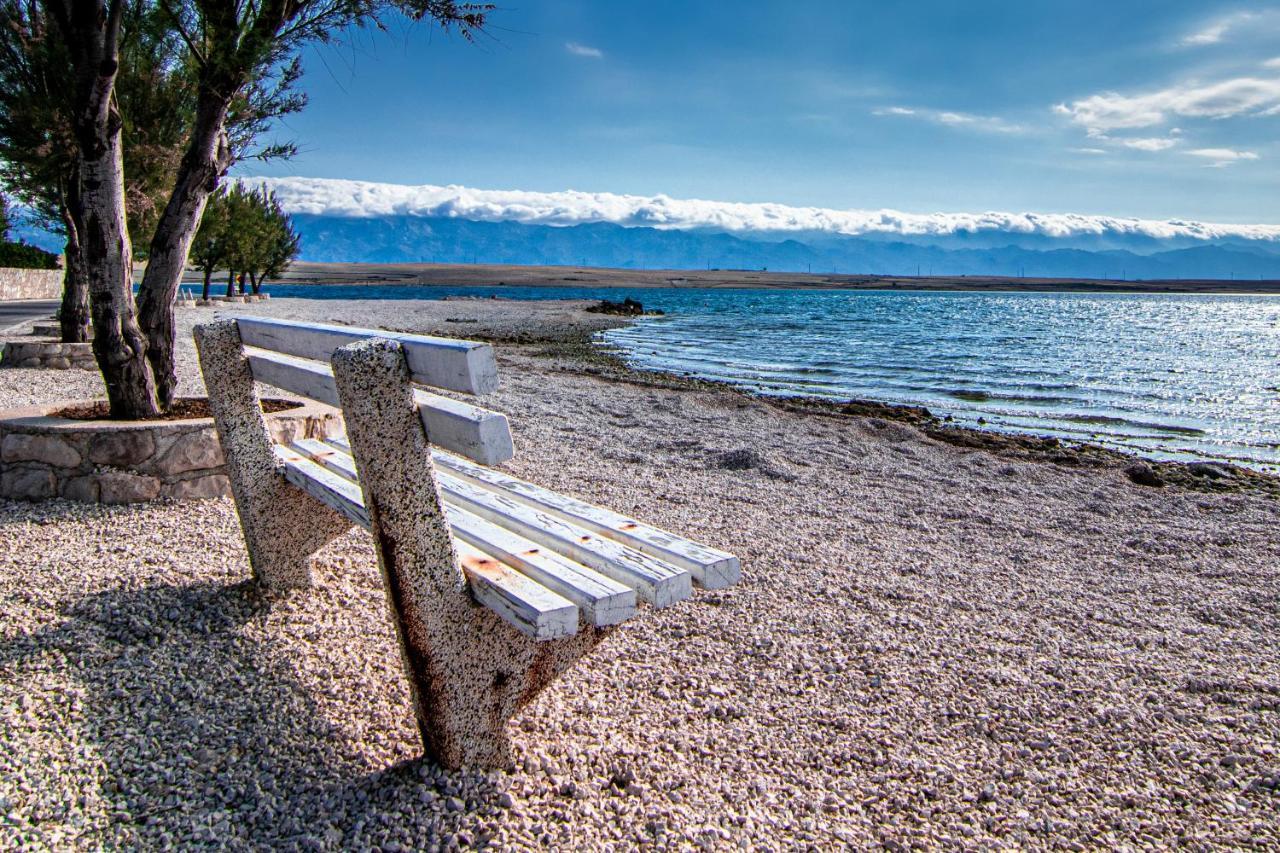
[331,338,610,769]
[195,320,353,588]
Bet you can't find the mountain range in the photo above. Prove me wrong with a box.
[289,214,1280,281]
[12,174,1280,280]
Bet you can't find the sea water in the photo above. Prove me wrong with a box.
[265,284,1280,470]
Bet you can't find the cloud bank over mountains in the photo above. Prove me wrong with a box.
[255,177,1280,246]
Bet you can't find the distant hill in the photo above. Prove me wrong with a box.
[290,214,1280,281]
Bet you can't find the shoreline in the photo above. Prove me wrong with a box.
[195,260,1280,295]
[527,332,1280,500]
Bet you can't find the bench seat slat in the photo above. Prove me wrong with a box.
[277,448,370,528]
[237,316,499,396]
[430,448,741,589]
[247,348,514,465]
[324,436,693,606]
[289,439,636,627]
[273,444,577,640]
[454,543,579,641]
[436,471,692,608]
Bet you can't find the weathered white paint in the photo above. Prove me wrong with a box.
[276,443,577,639]
[455,542,580,641]
[446,504,636,627]
[433,448,741,588]
[275,446,371,529]
[415,391,514,466]
[236,316,500,395]
[436,470,693,607]
[247,348,341,406]
[247,348,513,464]
[290,438,634,627]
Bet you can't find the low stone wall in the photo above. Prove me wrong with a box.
[1,340,96,370]
[0,399,342,503]
[0,267,62,301]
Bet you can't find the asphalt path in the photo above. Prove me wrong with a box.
[0,299,59,333]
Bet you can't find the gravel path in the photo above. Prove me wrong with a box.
[1,298,1278,849]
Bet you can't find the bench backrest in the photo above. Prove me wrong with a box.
[235,317,515,465]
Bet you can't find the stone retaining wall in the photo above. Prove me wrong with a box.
[1,340,96,370]
[0,400,342,503]
[0,267,62,301]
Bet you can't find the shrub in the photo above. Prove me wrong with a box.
[0,240,58,269]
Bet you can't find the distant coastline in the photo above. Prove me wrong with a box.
[220,261,1280,295]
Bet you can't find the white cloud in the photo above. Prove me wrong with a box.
[252,176,1280,243]
[1181,12,1254,46]
[1187,147,1261,166]
[1069,147,1108,154]
[1265,57,1280,69]
[874,106,1022,133]
[565,42,603,59]
[1056,76,1280,134]
[1182,21,1230,46]
[1118,137,1180,151]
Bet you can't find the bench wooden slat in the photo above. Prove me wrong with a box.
[448,506,637,627]
[237,316,499,395]
[325,436,690,606]
[247,347,341,406]
[455,542,580,641]
[436,469,693,608]
[247,348,514,465]
[276,446,371,528]
[430,448,741,589]
[414,391,514,466]
[289,439,636,627]
[274,444,578,640]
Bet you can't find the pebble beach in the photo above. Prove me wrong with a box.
[2,297,1279,849]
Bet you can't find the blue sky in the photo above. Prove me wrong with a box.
[240,1,1280,224]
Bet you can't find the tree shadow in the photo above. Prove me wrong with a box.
[3,579,509,848]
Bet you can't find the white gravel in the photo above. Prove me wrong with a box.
[1,297,1278,849]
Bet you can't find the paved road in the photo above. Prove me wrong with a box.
[0,299,59,333]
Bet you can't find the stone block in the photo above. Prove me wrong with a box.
[269,419,299,445]
[164,473,231,500]
[1,466,56,500]
[46,357,71,369]
[154,429,223,475]
[88,431,156,467]
[97,472,161,504]
[61,476,100,502]
[2,433,82,467]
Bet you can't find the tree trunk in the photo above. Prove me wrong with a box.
[249,271,260,295]
[201,268,212,301]
[79,117,158,418]
[135,94,232,408]
[58,201,91,344]
[226,269,235,297]
[53,0,158,419]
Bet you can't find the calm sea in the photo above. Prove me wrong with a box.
[263,284,1280,470]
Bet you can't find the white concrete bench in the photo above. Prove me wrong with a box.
[194,317,739,768]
